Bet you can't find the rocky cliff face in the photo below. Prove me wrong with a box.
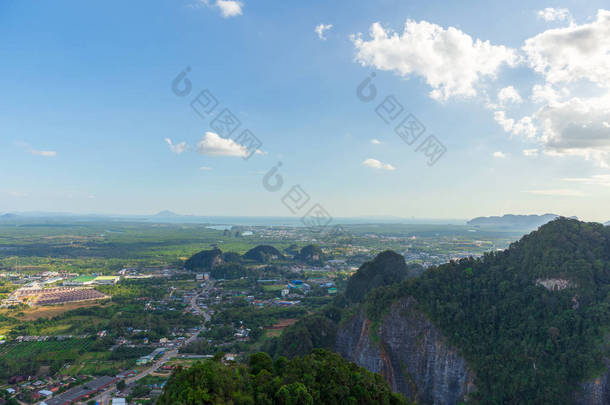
[335,296,475,404]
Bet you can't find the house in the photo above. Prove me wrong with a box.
[38,389,53,397]
[136,356,152,365]
[223,353,236,363]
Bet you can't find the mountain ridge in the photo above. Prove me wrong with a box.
[271,218,610,404]
[467,213,578,229]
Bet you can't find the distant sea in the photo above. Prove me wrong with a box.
[2,213,467,227]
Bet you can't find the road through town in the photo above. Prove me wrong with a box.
[86,282,213,405]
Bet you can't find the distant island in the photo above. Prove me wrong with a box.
[467,214,577,230]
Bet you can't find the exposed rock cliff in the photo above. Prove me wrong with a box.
[335,297,475,404]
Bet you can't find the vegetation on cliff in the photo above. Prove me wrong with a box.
[243,245,285,263]
[184,248,224,270]
[346,250,421,303]
[294,245,325,265]
[158,349,409,405]
[365,219,610,403]
[185,245,287,273]
[269,219,610,403]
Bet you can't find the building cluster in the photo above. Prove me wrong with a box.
[40,375,120,405]
[0,374,124,405]
[3,285,109,307]
[135,347,166,366]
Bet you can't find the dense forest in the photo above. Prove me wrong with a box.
[184,244,327,273]
[294,245,325,265]
[243,245,285,263]
[268,219,610,403]
[345,250,422,303]
[158,349,410,404]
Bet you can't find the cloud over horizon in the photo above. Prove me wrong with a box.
[352,9,610,168]
[351,19,518,100]
[197,132,251,157]
[362,158,396,171]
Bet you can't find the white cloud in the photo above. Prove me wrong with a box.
[165,138,188,154]
[196,0,242,18]
[516,10,610,167]
[351,10,610,168]
[526,189,589,197]
[199,166,213,171]
[4,191,28,198]
[523,149,539,157]
[197,132,254,157]
[31,149,57,157]
[523,10,610,85]
[497,86,522,105]
[362,158,396,171]
[535,93,610,166]
[315,24,333,40]
[512,116,537,138]
[494,111,537,138]
[537,8,572,22]
[351,20,518,100]
[562,174,610,187]
[16,141,56,157]
[216,0,243,17]
[371,138,381,144]
[494,111,514,132]
[492,151,507,158]
[531,83,568,104]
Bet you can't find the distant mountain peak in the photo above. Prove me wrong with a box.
[154,210,179,217]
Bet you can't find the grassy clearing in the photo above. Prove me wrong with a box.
[262,284,285,292]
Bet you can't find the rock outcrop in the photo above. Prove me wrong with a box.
[536,278,575,291]
[335,297,475,404]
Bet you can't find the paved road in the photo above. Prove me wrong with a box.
[126,282,213,384]
[86,282,213,404]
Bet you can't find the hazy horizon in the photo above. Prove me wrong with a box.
[2,1,609,222]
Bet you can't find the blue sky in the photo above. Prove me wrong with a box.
[1,0,609,221]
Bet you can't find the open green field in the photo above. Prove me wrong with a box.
[0,338,94,362]
[0,220,297,275]
[262,284,285,292]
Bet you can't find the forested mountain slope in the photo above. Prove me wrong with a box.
[273,218,610,404]
[158,350,410,405]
